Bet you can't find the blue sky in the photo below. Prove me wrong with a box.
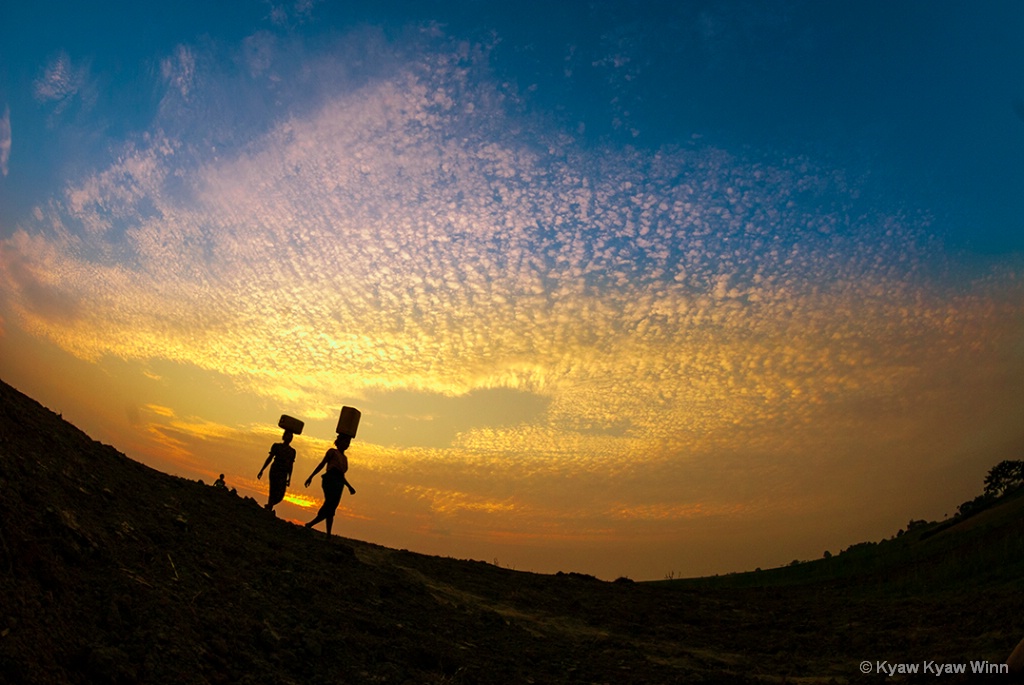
[4,1,1023,254]
[1,1,1022,579]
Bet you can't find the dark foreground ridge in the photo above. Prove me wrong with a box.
[1,378,1022,684]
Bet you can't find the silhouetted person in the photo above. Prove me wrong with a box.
[304,435,354,535]
[213,474,227,489]
[258,430,296,512]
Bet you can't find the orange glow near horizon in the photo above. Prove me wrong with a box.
[2,31,1023,581]
[1,271,1022,579]
[283,492,320,510]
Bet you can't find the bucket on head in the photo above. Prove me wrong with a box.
[336,406,361,438]
[278,415,305,435]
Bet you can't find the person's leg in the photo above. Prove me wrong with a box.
[322,491,341,535]
[321,477,342,534]
[268,472,286,510]
[309,474,343,533]
[306,508,326,528]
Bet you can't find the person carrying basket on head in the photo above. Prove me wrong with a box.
[304,434,355,535]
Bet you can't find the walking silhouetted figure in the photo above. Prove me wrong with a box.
[304,435,354,535]
[258,430,296,512]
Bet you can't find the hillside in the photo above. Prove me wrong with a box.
[1,377,1022,684]
[669,490,1024,596]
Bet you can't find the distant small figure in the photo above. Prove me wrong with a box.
[213,474,227,490]
[258,430,297,512]
[303,435,355,535]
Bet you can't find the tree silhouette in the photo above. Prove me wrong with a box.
[983,460,1024,497]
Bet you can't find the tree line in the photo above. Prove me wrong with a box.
[957,459,1024,518]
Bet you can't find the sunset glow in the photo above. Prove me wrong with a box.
[1,1,1022,579]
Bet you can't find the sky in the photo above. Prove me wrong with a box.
[1,0,1023,581]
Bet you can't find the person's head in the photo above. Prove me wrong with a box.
[282,430,293,443]
[335,434,351,451]
[219,473,224,479]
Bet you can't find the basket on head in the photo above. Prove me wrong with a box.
[336,406,360,438]
[278,414,305,435]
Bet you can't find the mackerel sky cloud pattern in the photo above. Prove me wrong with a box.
[1,6,1022,578]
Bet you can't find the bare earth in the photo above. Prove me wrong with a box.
[0,379,1021,684]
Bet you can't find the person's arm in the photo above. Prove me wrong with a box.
[257,451,274,479]
[304,455,328,487]
[339,453,355,493]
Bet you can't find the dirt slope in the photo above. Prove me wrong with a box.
[0,378,1020,684]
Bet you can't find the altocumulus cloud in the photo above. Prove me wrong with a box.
[1,28,1022,523]
[33,50,96,122]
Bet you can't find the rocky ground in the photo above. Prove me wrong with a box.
[1,378,1022,684]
